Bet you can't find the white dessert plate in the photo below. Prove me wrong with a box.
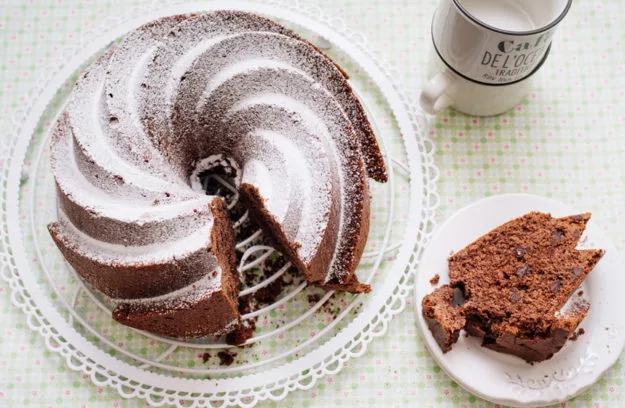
[414,193,625,407]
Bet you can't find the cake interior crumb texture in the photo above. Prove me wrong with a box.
[421,211,605,362]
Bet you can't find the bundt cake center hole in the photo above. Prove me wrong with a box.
[190,155,242,206]
[198,168,237,200]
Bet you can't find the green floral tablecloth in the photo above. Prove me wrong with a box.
[1,0,624,407]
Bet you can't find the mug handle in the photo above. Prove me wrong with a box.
[419,70,455,114]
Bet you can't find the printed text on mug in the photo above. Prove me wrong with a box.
[479,33,553,83]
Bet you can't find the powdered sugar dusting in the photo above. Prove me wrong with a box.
[54,207,213,262]
[227,96,334,265]
[114,270,221,308]
[105,15,189,182]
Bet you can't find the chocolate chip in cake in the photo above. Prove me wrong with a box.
[509,288,521,303]
[571,214,585,223]
[549,280,562,293]
[516,265,529,278]
[571,266,584,279]
[451,286,466,307]
[550,230,564,245]
[514,246,528,260]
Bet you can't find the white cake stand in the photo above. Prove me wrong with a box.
[0,1,439,406]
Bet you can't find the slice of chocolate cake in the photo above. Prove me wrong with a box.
[422,212,605,362]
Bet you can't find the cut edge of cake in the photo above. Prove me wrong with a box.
[111,198,241,339]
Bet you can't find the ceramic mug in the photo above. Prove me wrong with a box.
[420,0,572,116]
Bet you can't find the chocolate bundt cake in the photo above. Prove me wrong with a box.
[48,11,387,339]
[422,212,605,362]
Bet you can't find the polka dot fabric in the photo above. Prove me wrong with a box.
[1,0,624,407]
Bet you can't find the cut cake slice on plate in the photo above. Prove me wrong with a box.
[422,212,604,362]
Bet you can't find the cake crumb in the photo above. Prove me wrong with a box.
[226,325,254,346]
[308,294,322,306]
[429,274,440,286]
[569,328,586,341]
[577,290,584,296]
[217,350,237,366]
